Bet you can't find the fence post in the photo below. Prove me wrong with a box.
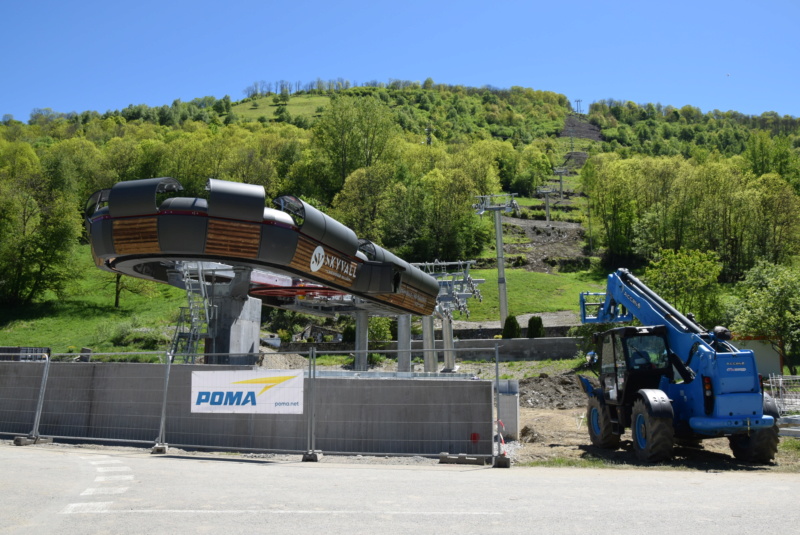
[153,351,173,453]
[303,347,322,461]
[493,343,510,467]
[15,354,54,445]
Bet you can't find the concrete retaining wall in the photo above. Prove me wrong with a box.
[0,362,492,456]
[284,337,581,361]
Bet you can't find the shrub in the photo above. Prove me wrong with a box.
[501,315,521,339]
[527,315,545,338]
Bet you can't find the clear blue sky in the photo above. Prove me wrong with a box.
[3,0,797,122]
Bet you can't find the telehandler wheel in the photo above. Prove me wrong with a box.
[587,396,620,449]
[631,399,674,462]
[728,425,779,463]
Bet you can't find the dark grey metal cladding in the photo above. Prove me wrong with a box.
[88,206,115,258]
[351,262,397,294]
[276,195,358,255]
[108,177,182,218]
[158,197,209,253]
[206,178,265,222]
[361,240,438,296]
[259,208,299,265]
[403,263,441,297]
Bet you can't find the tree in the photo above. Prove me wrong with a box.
[312,96,397,197]
[0,174,82,306]
[527,315,545,338]
[502,315,521,339]
[104,273,156,308]
[331,164,395,243]
[643,249,722,325]
[732,261,800,374]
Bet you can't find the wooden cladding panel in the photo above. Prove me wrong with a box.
[206,219,261,258]
[379,284,437,316]
[289,236,358,288]
[113,218,160,254]
[288,236,316,272]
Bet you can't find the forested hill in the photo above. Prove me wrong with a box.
[1,80,799,308]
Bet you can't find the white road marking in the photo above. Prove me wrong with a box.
[60,502,113,514]
[103,509,500,515]
[81,487,129,496]
[95,475,134,482]
[96,466,132,472]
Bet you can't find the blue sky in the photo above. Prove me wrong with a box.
[3,0,797,122]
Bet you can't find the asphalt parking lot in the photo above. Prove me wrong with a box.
[3,442,799,534]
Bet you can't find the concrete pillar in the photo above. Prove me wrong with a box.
[422,315,436,372]
[354,310,369,372]
[397,314,411,372]
[442,316,456,372]
[209,295,262,365]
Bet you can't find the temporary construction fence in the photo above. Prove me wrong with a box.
[0,347,508,461]
[767,374,800,415]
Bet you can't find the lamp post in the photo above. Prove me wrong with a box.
[474,194,517,325]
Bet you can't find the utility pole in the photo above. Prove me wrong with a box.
[537,187,554,222]
[553,167,568,200]
[473,194,517,325]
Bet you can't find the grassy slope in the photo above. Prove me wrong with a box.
[0,245,185,355]
[231,94,329,121]
[453,269,605,323]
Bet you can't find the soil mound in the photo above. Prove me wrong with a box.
[518,374,587,410]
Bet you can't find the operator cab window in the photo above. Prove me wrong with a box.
[625,335,668,370]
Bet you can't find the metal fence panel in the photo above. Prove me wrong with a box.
[38,362,164,442]
[0,362,44,435]
[313,378,492,455]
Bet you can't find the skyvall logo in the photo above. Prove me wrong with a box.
[310,246,326,272]
[308,245,357,278]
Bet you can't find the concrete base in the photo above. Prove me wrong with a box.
[151,443,169,454]
[13,436,53,446]
[302,450,324,462]
[438,452,486,465]
[492,455,511,468]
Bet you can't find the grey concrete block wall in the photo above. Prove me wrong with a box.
[284,337,581,362]
[0,362,493,456]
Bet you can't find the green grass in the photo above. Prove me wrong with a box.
[315,354,350,367]
[518,456,610,468]
[0,245,185,355]
[456,269,605,322]
[232,94,329,122]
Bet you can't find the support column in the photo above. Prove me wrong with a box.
[354,310,369,372]
[494,210,508,326]
[209,295,262,365]
[422,315,436,372]
[442,316,456,372]
[397,314,412,372]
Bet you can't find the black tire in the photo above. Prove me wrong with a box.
[631,398,674,462]
[728,396,780,464]
[587,396,620,449]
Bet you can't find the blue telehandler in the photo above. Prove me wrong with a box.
[577,268,779,463]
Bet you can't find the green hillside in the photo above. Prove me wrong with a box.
[1,78,799,359]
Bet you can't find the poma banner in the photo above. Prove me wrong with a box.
[191,370,304,414]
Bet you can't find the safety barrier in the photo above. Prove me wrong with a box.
[0,348,501,458]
